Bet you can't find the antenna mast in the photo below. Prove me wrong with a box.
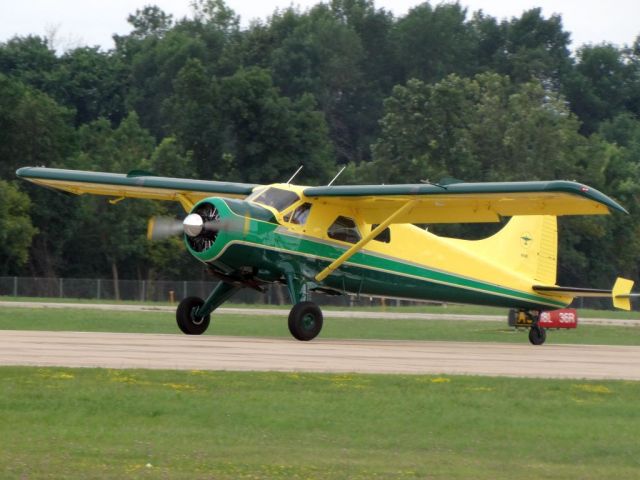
[327,166,346,186]
[286,165,304,184]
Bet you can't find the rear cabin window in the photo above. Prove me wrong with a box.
[328,216,361,244]
[283,203,312,225]
[372,224,391,243]
[252,187,299,212]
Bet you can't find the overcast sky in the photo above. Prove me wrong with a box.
[1,0,638,53]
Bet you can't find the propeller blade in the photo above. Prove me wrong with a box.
[147,216,184,241]
[147,211,248,242]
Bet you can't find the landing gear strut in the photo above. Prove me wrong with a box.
[176,281,240,335]
[288,301,323,341]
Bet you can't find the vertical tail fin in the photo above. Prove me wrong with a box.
[612,277,634,310]
[451,215,558,284]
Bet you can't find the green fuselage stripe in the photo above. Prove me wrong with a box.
[217,235,566,309]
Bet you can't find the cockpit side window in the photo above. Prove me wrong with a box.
[283,203,312,225]
[328,216,361,244]
[251,187,300,212]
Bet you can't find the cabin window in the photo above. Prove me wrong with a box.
[283,203,312,225]
[328,216,361,244]
[371,224,391,243]
[252,187,299,212]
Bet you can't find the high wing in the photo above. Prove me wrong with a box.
[16,167,258,212]
[303,181,627,224]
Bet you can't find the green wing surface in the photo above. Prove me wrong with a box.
[303,181,627,224]
[16,167,258,211]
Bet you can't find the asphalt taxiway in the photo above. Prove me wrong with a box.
[1,330,639,380]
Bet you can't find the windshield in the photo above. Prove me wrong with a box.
[251,187,300,212]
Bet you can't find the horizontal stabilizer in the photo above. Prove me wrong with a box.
[532,285,612,297]
[534,277,636,311]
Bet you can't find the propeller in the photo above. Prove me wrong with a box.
[147,216,184,241]
[146,210,248,242]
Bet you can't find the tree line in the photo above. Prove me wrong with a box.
[1,0,639,292]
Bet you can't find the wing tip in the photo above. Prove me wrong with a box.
[561,181,628,215]
[16,166,34,178]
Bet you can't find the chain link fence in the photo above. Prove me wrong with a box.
[0,276,621,310]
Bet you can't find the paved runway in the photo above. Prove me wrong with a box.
[1,330,639,380]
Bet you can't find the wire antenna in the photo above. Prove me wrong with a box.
[286,165,304,184]
[327,166,346,186]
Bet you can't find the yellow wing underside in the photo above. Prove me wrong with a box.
[19,168,621,224]
[25,177,249,212]
[317,193,611,224]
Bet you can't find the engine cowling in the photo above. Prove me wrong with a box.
[184,201,220,253]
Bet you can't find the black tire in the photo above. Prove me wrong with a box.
[528,324,547,345]
[288,301,323,341]
[176,296,210,335]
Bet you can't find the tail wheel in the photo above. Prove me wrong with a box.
[528,324,547,345]
[288,301,323,341]
[176,296,211,335]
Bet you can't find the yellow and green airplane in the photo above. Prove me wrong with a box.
[17,166,635,345]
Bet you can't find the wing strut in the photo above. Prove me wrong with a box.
[175,193,194,212]
[315,200,418,282]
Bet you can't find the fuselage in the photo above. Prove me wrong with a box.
[185,184,570,310]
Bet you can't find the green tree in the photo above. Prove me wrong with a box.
[219,67,335,184]
[127,5,174,39]
[501,8,572,85]
[162,58,221,179]
[150,137,195,178]
[564,43,640,134]
[267,5,366,164]
[0,181,37,274]
[62,114,157,296]
[0,74,74,179]
[51,47,128,125]
[115,1,243,138]
[369,73,588,184]
[390,2,476,83]
[0,35,57,92]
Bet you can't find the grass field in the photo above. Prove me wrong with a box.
[1,300,639,478]
[2,295,640,318]
[1,306,639,345]
[1,367,639,479]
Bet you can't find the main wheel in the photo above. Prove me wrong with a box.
[176,296,210,335]
[528,324,547,345]
[288,301,323,341]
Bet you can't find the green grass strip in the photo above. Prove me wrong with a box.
[1,367,639,479]
[3,295,639,319]
[0,307,639,345]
